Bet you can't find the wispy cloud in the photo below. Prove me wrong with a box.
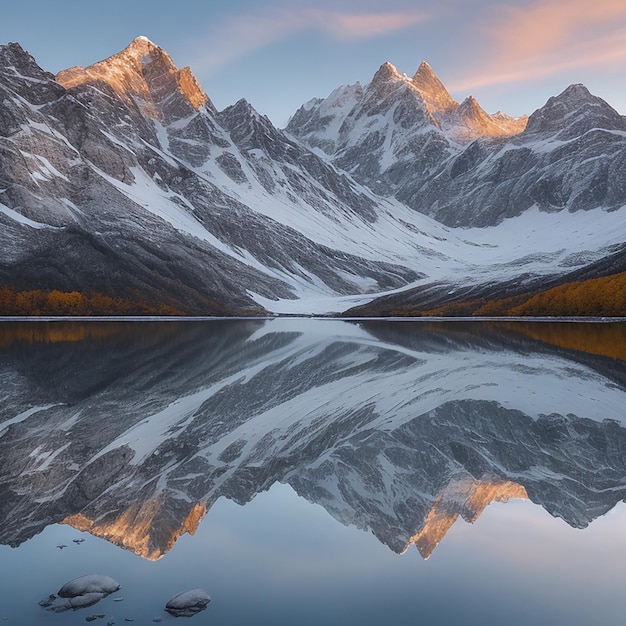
[309,10,429,39]
[450,0,626,91]
[188,8,431,74]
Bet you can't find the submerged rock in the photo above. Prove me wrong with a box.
[40,574,121,612]
[165,588,211,617]
[68,592,106,609]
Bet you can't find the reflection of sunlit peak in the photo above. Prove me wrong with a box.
[62,499,207,561]
[404,477,528,560]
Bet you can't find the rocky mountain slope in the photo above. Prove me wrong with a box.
[0,38,625,315]
[287,60,626,229]
[1,320,625,559]
[287,60,527,201]
[0,39,425,314]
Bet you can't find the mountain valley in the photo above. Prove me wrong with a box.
[0,37,624,315]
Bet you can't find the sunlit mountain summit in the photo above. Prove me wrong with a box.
[57,35,210,121]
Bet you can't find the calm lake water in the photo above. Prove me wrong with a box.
[1,318,625,625]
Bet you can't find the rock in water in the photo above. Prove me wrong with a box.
[40,574,121,612]
[165,588,211,617]
[58,574,121,598]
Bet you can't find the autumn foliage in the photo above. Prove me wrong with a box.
[0,286,186,316]
[389,271,626,318]
[498,272,626,317]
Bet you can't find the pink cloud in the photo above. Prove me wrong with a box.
[450,0,626,91]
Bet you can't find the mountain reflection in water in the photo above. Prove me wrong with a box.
[0,319,625,563]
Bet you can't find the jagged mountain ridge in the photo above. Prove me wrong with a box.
[0,37,625,315]
[57,35,212,121]
[1,320,625,559]
[287,60,626,229]
[286,59,528,199]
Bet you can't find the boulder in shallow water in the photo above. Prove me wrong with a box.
[165,588,211,617]
[58,574,121,598]
[40,574,121,612]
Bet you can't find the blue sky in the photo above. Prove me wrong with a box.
[2,0,626,126]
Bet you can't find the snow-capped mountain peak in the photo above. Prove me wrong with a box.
[287,57,529,200]
[524,83,626,139]
[56,36,212,122]
[411,60,458,116]
[370,60,403,84]
[1,38,626,317]
[442,94,525,141]
[0,42,64,106]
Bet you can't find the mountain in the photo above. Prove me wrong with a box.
[0,39,427,315]
[1,320,625,559]
[286,60,527,198]
[57,36,212,121]
[0,39,625,316]
[287,60,626,230]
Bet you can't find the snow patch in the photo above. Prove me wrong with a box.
[0,202,56,229]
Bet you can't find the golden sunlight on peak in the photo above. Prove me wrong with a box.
[55,39,208,122]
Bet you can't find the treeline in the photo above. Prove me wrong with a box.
[387,271,626,318]
[0,286,186,316]
[499,271,626,317]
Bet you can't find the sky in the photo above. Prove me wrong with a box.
[2,0,626,127]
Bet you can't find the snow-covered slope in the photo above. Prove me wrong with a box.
[1,319,625,558]
[404,84,626,227]
[0,38,625,315]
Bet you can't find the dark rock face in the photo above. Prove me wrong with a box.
[0,42,65,108]
[1,320,625,560]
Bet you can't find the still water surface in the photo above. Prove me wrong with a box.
[0,319,625,625]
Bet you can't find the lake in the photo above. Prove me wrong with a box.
[1,318,625,625]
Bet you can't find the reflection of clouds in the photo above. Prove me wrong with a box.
[451,0,626,91]
[186,8,432,74]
